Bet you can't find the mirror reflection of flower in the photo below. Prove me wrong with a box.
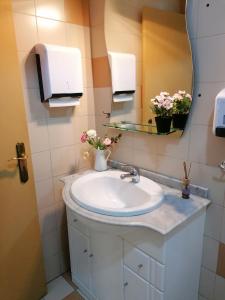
[172,90,192,114]
[80,129,122,159]
[151,92,174,117]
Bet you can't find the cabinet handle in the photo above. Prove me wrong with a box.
[83,249,87,253]
[89,254,94,258]
[124,282,128,287]
[73,219,78,223]
[138,264,143,269]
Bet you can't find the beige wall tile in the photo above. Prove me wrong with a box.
[53,176,65,203]
[28,118,50,153]
[66,24,91,58]
[214,275,225,300]
[202,236,219,273]
[90,25,107,58]
[44,253,61,282]
[155,130,190,160]
[82,58,93,88]
[94,87,112,117]
[196,34,225,83]
[35,178,55,210]
[50,145,77,176]
[189,125,225,167]
[12,0,35,15]
[199,267,216,300]
[186,0,199,39]
[198,0,225,38]
[22,88,48,121]
[190,162,225,205]
[17,51,39,89]
[13,13,37,52]
[89,0,105,26]
[47,116,75,148]
[39,204,57,238]
[75,87,95,116]
[205,204,223,240]
[191,82,225,126]
[31,150,52,181]
[37,17,67,45]
[36,0,64,21]
[64,0,89,26]
[92,56,112,88]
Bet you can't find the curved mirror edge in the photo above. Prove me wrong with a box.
[104,0,193,137]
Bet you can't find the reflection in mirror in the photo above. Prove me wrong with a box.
[104,0,193,136]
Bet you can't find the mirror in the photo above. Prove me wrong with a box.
[104,0,193,136]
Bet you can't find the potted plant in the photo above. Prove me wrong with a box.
[80,129,121,171]
[151,92,174,133]
[172,90,192,130]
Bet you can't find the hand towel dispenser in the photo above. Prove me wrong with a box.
[35,43,83,107]
[213,88,225,137]
[108,52,136,102]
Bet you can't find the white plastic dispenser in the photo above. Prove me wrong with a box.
[213,88,225,137]
[35,44,83,107]
[108,52,136,102]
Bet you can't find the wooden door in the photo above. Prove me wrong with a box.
[0,1,46,299]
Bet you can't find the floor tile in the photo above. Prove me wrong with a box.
[62,272,78,290]
[63,291,84,300]
[45,276,74,300]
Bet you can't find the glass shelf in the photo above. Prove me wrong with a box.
[103,122,177,135]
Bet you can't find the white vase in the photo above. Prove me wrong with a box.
[94,149,111,171]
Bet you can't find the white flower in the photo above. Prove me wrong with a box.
[87,129,97,138]
[186,93,192,100]
[160,91,170,96]
[178,90,186,95]
[173,93,183,101]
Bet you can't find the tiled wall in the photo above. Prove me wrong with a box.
[12,0,94,282]
[89,0,225,299]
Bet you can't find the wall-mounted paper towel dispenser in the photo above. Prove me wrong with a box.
[35,44,83,107]
[108,52,136,102]
[213,88,225,137]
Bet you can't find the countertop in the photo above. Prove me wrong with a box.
[62,168,210,235]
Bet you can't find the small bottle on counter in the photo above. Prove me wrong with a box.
[182,178,190,199]
[182,162,192,199]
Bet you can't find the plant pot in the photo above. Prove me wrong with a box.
[155,116,172,134]
[172,114,188,130]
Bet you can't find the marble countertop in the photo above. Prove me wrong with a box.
[62,168,210,236]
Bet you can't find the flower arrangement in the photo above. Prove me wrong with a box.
[172,90,192,114]
[151,92,174,117]
[80,129,122,150]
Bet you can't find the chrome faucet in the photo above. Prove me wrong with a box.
[120,165,140,183]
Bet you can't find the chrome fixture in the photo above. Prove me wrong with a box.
[120,165,140,183]
[219,160,225,172]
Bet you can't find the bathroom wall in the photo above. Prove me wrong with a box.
[12,0,95,282]
[89,0,225,299]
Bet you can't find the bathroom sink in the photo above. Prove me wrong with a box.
[70,170,164,217]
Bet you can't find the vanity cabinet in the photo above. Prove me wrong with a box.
[67,207,206,300]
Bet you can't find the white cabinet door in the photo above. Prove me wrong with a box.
[68,225,91,290]
[124,266,149,300]
[90,230,124,300]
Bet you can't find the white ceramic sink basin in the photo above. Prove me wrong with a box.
[70,170,164,217]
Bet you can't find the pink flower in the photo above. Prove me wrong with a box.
[80,132,88,143]
[103,137,111,146]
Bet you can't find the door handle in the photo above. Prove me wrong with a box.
[9,156,28,161]
[9,143,29,183]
